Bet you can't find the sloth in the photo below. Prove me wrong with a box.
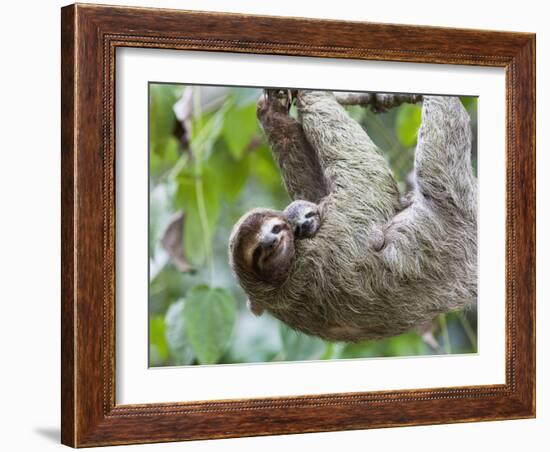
[283,199,321,239]
[229,89,477,342]
[232,199,322,317]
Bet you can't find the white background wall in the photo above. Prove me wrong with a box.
[0,1,546,451]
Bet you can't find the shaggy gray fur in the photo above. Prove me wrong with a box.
[230,90,477,342]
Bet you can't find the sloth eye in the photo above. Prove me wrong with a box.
[305,211,315,219]
[271,224,282,234]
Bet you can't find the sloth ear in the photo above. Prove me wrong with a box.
[247,298,264,317]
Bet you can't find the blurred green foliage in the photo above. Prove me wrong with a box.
[148,84,478,367]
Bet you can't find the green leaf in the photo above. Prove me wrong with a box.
[226,313,281,363]
[150,136,180,181]
[209,141,250,202]
[183,286,237,364]
[339,340,384,359]
[149,84,180,156]
[222,103,258,159]
[191,103,229,163]
[248,145,284,192]
[278,323,326,361]
[230,87,262,107]
[345,105,366,123]
[460,96,477,111]
[395,103,422,148]
[383,332,428,356]
[149,316,169,366]
[149,264,200,317]
[164,300,195,365]
[175,167,221,266]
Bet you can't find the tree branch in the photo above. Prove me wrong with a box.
[335,92,422,112]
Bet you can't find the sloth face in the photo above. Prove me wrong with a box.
[283,200,321,239]
[250,216,293,276]
[230,209,295,286]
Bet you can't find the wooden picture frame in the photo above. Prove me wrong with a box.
[61,3,535,447]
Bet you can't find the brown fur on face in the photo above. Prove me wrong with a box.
[229,208,295,287]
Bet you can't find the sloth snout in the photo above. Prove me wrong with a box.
[262,235,278,249]
[296,220,314,237]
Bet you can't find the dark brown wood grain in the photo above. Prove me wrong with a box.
[61,3,536,447]
[60,5,76,446]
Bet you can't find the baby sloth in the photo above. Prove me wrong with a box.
[284,200,321,239]
[230,200,321,316]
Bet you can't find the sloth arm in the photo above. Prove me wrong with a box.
[379,96,476,282]
[413,95,477,220]
[296,90,400,220]
[257,94,329,203]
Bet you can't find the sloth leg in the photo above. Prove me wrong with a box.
[257,90,329,203]
[296,90,400,218]
[413,96,476,219]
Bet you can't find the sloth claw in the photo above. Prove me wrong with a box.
[247,298,264,316]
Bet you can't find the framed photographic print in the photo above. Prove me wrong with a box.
[61,3,536,447]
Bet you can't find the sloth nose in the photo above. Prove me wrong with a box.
[297,220,312,236]
[262,235,278,249]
